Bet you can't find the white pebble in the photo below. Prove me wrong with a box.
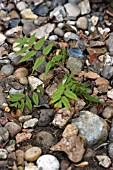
[36,154,60,170]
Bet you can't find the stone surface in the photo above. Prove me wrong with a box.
[95,77,109,86]
[36,155,60,170]
[32,23,55,39]
[71,111,109,146]
[107,89,113,100]
[101,65,113,79]
[84,72,100,79]
[54,27,64,37]
[96,155,111,168]
[25,147,42,162]
[64,3,80,18]
[50,6,66,22]
[67,57,83,75]
[76,17,88,30]
[0,33,6,45]
[108,143,113,160]
[25,163,38,170]
[49,35,58,41]
[102,106,113,119]
[14,68,29,79]
[51,124,85,163]
[28,76,43,90]
[0,149,8,159]
[0,127,9,143]
[23,118,38,128]
[78,0,91,15]
[19,115,32,123]
[16,1,28,11]
[5,26,22,37]
[21,9,38,20]
[1,64,14,76]
[5,122,21,137]
[16,133,32,143]
[106,33,113,55]
[16,150,24,165]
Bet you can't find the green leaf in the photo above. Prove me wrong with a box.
[32,56,45,72]
[45,61,54,73]
[61,96,71,109]
[28,33,36,46]
[18,50,36,63]
[50,94,61,104]
[34,37,45,50]
[10,102,18,107]
[64,89,78,100]
[15,39,23,44]
[42,43,53,55]
[19,99,25,112]
[51,55,63,62]
[8,94,25,102]
[51,85,65,99]
[26,96,32,111]
[32,92,39,106]
[84,94,100,103]
[17,46,29,54]
[54,100,62,109]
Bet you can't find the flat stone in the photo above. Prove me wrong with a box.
[5,122,21,137]
[5,26,22,37]
[106,33,113,55]
[32,23,55,39]
[16,133,32,143]
[101,65,113,79]
[95,77,109,86]
[71,111,109,146]
[19,115,32,123]
[51,124,85,163]
[67,57,83,75]
[0,127,9,143]
[23,21,35,35]
[76,17,88,30]
[16,150,24,165]
[16,2,28,11]
[50,6,66,22]
[25,147,42,162]
[0,149,8,159]
[107,89,113,99]
[21,9,38,20]
[64,3,80,18]
[78,0,91,15]
[0,33,6,45]
[32,3,49,17]
[84,71,100,79]
[23,118,38,128]
[36,155,60,170]
[28,76,43,90]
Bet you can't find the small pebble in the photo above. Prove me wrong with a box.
[23,118,38,128]
[25,147,42,162]
[5,122,21,137]
[1,64,14,76]
[49,35,58,41]
[0,149,8,159]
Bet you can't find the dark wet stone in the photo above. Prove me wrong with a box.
[108,143,113,160]
[109,127,113,142]
[38,93,49,108]
[7,18,20,28]
[38,109,54,126]
[68,48,84,58]
[32,4,50,16]
[35,131,54,150]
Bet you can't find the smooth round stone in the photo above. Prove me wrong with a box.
[8,52,22,65]
[14,68,29,79]
[16,150,25,165]
[6,140,15,153]
[19,77,28,85]
[0,149,8,159]
[0,127,9,143]
[21,9,38,20]
[102,106,113,119]
[23,118,38,128]
[1,64,14,76]
[57,23,64,29]
[23,22,35,35]
[49,35,58,41]
[76,17,88,30]
[108,143,113,160]
[5,122,21,137]
[64,3,80,18]
[25,163,38,170]
[16,1,28,11]
[54,27,64,37]
[25,147,42,162]
[36,155,60,170]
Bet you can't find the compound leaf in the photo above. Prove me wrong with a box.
[84,94,100,103]
[28,33,36,46]
[64,89,78,100]
[45,61,54,73]
[34,37,45,50]
[43,43,53,55]
[19,99,25,112]
[18,50,36,63]
[51,55,63,62]
[8,93,25,102]
[54,100,62,109]
[50,94,61,104]
[17,46,29,54]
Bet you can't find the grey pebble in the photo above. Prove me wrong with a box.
[0,64,14,76]
[54,27,64,37]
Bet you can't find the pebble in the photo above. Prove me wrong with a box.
[76,17,88,30]
[19,115,32,123]
[16,150,25,165]
[109,127,113,142]
[6,140,15,153]
[23,21,36,35]
[64,3,80,18]
[68,0,81,4]
[95,77,109,86]
[25,163,38,170]
[32,23,55,39]
[101,65,113,79]
[108,143,113,160]
[78,0,91,15]
[91,16,99,26]
[50,6,66,22]
[14,68,29,79]
[5,122,21,137]
[36,155,60,170]
[0,64,14,76]
[102,106,113,119]
[25,147,42,162]
[68,48,84,58]
[16,1,28,11]
[0,127,9,143]
[16,132,32,143]
[36,131,54,149]
[32,3,49,17]
[96,155,111,168]
[84,71,100,79]
[0,92,7,110]
[0,33,6,45]
[49,35,58,41]
[28,76,43,90]
[5,26,22,37]
[23,118,38,128]
[34,17,47,26]
[107,89,113,100]
[64,32,79,41]
[9,87,24,95]
[21,9,38,20]
[106,32,113,55]
[13,42,21,52]
[71,111,109,146]
[0,149,8,159]
[19,77,28,85]
[67,57,83,75]
[54,27,64,37]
